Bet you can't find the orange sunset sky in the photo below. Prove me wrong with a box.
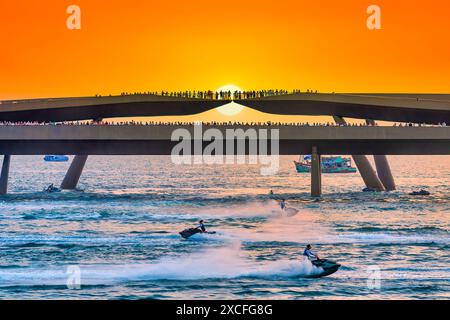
[0,0,449,122]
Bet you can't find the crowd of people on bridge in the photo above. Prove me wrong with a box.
[116,89,310,100]
[0,120,446,127]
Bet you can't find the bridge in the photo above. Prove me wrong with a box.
[0,125,448,155]
[1,93,449,124]
[0,92,449,196]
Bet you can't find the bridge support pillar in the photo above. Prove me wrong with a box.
[61,155,88,190]
[373,155,396,191]
[311,146,322,197]
[0,155,11,195]
[352,155,385,191]
[365,120,396,191]
[333,116,385,191]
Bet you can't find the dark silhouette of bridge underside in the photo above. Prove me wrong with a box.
[1,93,449,124]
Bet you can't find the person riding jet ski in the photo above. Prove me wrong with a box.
[197,220,207,233]
[45,184,60,193]
[301,244,341,278]
[179,220,216,239]
[303,244,320,261]
[280,199,286,210]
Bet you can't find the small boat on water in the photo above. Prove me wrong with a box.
[409,189,431,196]
[294,155,357,173]
[44,155,69,162]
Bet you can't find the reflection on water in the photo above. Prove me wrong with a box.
[0,156,448,299]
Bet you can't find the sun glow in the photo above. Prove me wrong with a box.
[215,84,245,116]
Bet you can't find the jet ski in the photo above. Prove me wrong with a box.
[409,189,430,196]
[305,259,341,278]
[180,228,201,239]
[179,228,216,239]
[44,185,61,193]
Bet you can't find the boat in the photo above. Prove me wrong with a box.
[44,155,69,162]
[294,155,357,173]
[409,189,431,196]
[305,259,341,278]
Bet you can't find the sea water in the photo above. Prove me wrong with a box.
[0,155,448,299]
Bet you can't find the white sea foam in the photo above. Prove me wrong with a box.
[0,242,323,286]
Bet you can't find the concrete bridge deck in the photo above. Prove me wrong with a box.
[1,93,449,124]
[0,125,448,155]
[235,93,450,124]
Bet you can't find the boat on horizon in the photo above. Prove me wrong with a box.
[294,155,357,173]
[44,155,69,162]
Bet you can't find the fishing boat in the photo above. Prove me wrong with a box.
[294,155,357,173]
[44,155,69,162]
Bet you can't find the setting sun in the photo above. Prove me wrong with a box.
[215,84,245,116]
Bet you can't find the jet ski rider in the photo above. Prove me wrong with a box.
[303,244,320,261]
[197,220,207,233]
[46,184,56,193]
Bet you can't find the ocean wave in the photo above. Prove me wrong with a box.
[3,189,447,205]
[335,232,450,245]
[340,226,449,234]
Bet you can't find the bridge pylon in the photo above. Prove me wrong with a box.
[333,116,385,191]
[60,155,88,190]
[373,155,396,191]
[0,155,11,195]
[311,146,322,197]
[365,120,396,191]
[352,155,385,191]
